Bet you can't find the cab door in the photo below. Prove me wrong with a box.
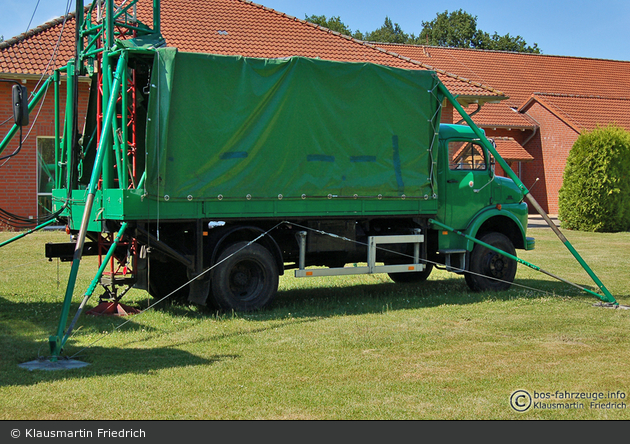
[441,138,494,230]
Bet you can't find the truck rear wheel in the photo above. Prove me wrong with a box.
[210,241,278,312]
[465,232,516,292]
[388,263,433,283]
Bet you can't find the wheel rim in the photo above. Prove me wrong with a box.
[486,252,509,279]
[227,259,265,302]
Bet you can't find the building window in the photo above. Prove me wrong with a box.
[37,137,56,219]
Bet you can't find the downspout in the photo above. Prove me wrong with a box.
[522,125,538,147]
[456,103,482,125]
[521,104,540,148]
[519,111,539,186]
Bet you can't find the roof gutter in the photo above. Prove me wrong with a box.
[0,72,92,83]
[453,95,506,106]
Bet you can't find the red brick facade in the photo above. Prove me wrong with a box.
[519,101,580,214]
[0,79,89,230]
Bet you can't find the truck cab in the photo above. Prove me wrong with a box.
[434,123,534,290]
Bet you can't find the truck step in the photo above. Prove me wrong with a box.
[437,249,467,274]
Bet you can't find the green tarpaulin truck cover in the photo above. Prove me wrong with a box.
[146,48,443,202]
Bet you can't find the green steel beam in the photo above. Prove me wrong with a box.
[47,0,160,361]
[60,222,129,348]
[429,218,614,303]
[121,60,129,186]
[437,81,617,305]
[59,174,146,348]
[0,218,59,248]
[64,60,76,189]
[153,0,161,35]
[49,53,127,361]
[75,0,84,75]
[54,70,61,189]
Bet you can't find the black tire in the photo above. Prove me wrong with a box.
[148,256,189,303]
[465,232,517,292]
[388,263,433,283]
[210,242,279,312]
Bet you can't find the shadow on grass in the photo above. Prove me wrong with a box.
[5,345,235,387]
[0,295,320,384]
[0,295,243,385]
[231,275,604,320]
[1,273,614,383]
[67,274,609,322]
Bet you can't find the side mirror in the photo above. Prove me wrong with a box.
[12,84,29,127]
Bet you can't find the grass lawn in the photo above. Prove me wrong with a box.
[0,226,629,420]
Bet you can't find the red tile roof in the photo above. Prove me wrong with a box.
[493,137,534,162]
[376,44,630,104]
[376,43,630,132]
[522,93,630,133]
[0,12,77,75]
[457,102,537,129]
[0,0,500,101]
[452,136,532,163]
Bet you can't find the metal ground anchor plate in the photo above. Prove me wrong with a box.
[19,357,90,371]
[592,302,630,310]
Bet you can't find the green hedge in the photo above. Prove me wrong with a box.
[558,125,630,232]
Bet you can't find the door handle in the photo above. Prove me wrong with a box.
[447,179,457,183]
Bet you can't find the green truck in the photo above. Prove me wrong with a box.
[3,1,617,366]
[45,48,534,312]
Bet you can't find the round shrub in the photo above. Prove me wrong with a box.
[558,125,630,232]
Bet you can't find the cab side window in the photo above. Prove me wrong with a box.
[448,141,487,171]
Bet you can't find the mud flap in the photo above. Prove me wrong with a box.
[187,272,211,305]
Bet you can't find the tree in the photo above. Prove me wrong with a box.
[419,10,541,53]
[418,10,485,48]
[482,32,540,53]
[305,10,542,53]
[363,17,409,44]
[558,125,630,232]
[305,14,353,37]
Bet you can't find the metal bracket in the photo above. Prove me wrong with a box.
[295,231,425,278]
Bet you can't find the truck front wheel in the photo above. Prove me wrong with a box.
[210,241,279,312]
[465,232,516,292]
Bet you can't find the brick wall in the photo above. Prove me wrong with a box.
[440,102,454,124]
[0,78,90,231]
[521,102,580,214]
[482,127,532,181]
